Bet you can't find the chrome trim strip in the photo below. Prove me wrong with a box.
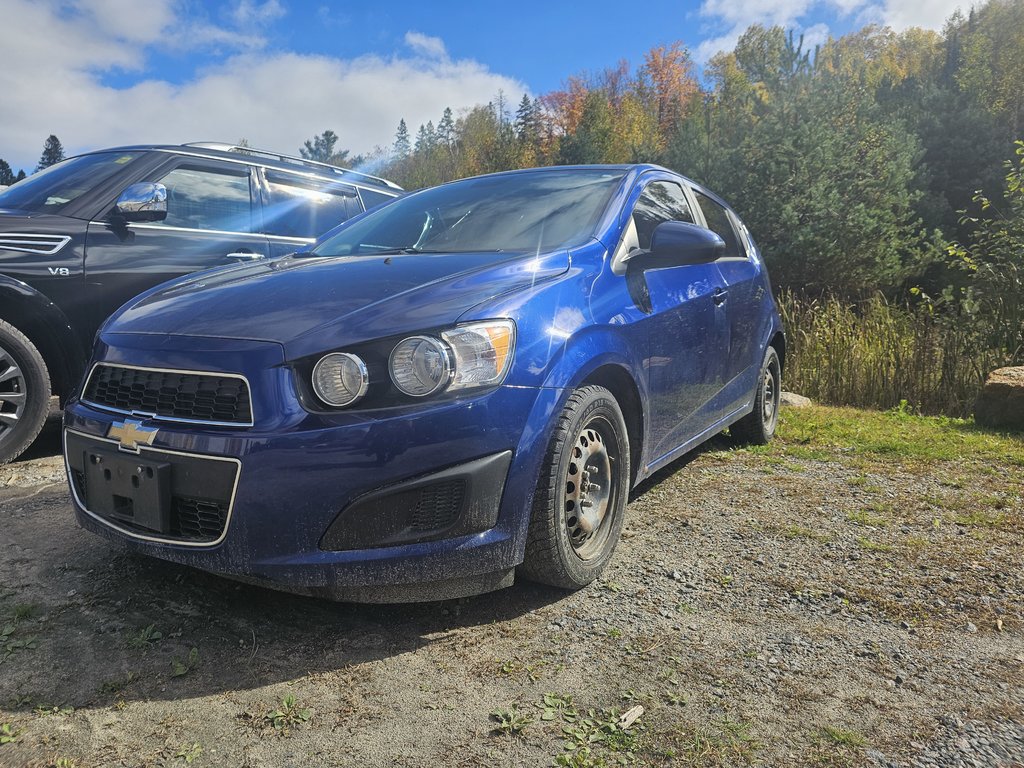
[88,222,315,245]
[0,233,71,256]
[64,427,242,548]
[81,362,255,428]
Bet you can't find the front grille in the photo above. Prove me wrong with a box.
[84,364,252,425]
[410,480,465,531]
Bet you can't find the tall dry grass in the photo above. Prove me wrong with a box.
[777,292,1012,416]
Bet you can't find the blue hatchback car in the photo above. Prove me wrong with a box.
[63,165,784,602]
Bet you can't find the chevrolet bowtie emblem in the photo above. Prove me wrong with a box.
[107,419,158,452]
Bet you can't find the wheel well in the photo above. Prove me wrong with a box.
[1,294,79,400]
[581,364,643,485]
[770,331,786,373]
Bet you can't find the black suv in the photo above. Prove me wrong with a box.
[0,142,402,462]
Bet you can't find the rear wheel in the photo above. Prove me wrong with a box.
[731,346,780,446]
[0,321,51,464]
[521,386,630,589]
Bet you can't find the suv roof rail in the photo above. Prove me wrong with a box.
[181,142,403,191]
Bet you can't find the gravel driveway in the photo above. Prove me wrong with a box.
[0,406,1021,767]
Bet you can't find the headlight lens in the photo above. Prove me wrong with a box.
[389,335,453,397]
[312,352,369,407]
[442,320,515,391]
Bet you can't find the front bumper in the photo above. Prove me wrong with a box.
[63,335,558,601]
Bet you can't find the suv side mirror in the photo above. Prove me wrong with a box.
[113,182,167,223]
[629,221,725,270]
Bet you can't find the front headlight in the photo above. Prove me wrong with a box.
[441,320,515,391]
[312,352,369,406]
[389,320,515,398]
[389,335,453,397]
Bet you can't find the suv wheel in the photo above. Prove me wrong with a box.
[521,385,630,589]
[0,321,51,464]
[731,346,781,446]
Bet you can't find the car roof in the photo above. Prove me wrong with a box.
[80,142,403,192]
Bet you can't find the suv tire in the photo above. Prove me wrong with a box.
[0,321,51,464]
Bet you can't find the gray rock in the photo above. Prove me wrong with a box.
[780,391,813,408]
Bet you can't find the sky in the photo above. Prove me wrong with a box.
[1,0,967,174]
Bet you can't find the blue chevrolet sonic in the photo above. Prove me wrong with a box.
[63,165,784,602]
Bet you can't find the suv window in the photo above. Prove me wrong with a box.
[632,181,694,250]
[263,173,360,239]
[694,190,744,259]
[154,166,253,233]
[358,188,395,211]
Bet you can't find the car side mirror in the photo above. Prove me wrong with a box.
[629,221,725,270]
[113,182,167,223]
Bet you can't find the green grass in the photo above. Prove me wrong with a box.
[767,406,1024,467]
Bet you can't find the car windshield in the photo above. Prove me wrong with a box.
[312,168,625,257]
[0,151,142,214]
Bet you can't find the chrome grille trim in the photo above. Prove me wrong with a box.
[0,233,72,255]
[81,362,255,427]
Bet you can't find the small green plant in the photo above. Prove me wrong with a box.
[11,604,37,622]
[175,743,202,763]
[171,648,199,678]
[99,673,135,696]
[0,723,18,745]
[265,694,311,734]
[128,623,163,649]
[490,706,533,736]
[559,708,642,763]
[856,537,893,553]
[1,622,38,664]
[819,726,866,747]
[540,693,576,722]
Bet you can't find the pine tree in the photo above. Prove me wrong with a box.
[15,170,25,182]
[437,108,455,149]
[393,119,411,158]
[300,130,350,165]
[0,160,14,186]
[36,135,66,171]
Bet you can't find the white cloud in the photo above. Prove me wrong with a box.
[404,31,448,59]
[695,0,962,61]
[0,2,525,171]
[232,0,286,27]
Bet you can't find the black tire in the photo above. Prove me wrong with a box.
[0,320,51,464]
[521,385,630,589]
[731,346,781,446]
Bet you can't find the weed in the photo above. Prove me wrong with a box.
[541,693,576,722]
[490,706,533,736]
[819,726,867,747]
[559,707,642,764]
[265,694,311,734]
[127,624,163,649]
[175,743,202,763]
[847,507,890,527]
[99,673,135,696]
[0,723,18,745]
[171,648,199,678]
[1,622,38,664]
[11,604,37,622]
[670,719,758,765]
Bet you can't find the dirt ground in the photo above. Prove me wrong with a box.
[0,406,1021,768]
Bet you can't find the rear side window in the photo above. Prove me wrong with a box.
[694,190,744,259]
[154,166,253,232]
[632,181,694,250]
[358,188,395,211]
[263,173,360,239]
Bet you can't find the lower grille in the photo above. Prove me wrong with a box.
[410,480,465,531]
[172,498,229,540]
[66,431,237,545]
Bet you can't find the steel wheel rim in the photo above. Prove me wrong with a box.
[762,358,779,430]
[563,415,619,561]
[0,345,26,442]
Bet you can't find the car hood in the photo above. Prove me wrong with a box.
[107,250,569,358]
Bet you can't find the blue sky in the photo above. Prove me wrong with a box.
[2,0,965,173]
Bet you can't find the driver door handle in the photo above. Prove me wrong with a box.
[713,287,729,305]
[225,251,263,262]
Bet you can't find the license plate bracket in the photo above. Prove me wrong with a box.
[83,449,172,533]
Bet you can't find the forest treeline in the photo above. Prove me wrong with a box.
[324,0,1021,412]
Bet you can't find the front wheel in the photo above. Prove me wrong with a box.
[521,385,630,589]
[0,320,51,464]
[731,346,781,446]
